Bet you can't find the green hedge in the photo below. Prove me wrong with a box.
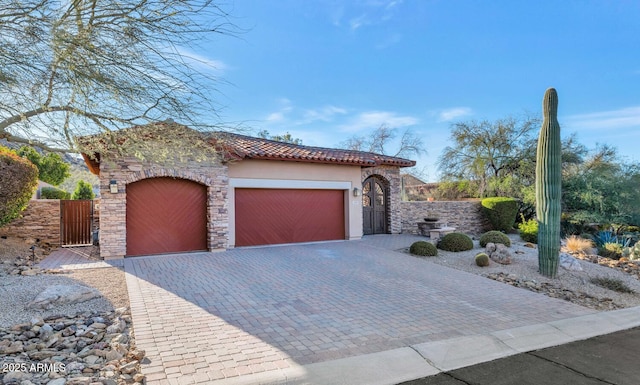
[0,146,38,226]
[41,186,71,200]
[481,197,519,232]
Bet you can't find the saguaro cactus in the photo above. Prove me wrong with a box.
[536,88,562,278]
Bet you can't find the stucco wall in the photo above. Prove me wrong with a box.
[99,157,228,259]
[228,159,364,247]
[400,200,491,235]
[361,165,402,234]
[0,200,61,246]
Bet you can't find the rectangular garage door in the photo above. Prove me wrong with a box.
[235,188,345,247]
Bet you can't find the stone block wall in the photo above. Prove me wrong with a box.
[0,200,61,246]
[362,165,402,234]
[400,200,491,235]
[99,157,228,259]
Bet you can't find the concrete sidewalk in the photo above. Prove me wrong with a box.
[240,306,640,385]
[402,324,640,385]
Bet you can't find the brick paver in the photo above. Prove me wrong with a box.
[124,235,596,384]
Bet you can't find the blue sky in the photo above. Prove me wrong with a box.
[196,0,640,181]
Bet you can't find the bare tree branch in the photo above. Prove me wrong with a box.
[0,0,239,153]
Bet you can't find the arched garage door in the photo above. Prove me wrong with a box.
[235,188,345,247]
[126,177,207,256]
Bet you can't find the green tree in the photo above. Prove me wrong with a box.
[437,116,586,201]
[72,180,95,200]
[0,1,236,154]
[563,145,640,225]
[0,146,38,226]
[257,130,303,145]
[17,146,70,185]
[438,115,540,198]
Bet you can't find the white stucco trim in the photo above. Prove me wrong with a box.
[229,178,352,190]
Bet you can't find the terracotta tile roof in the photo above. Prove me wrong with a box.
[212,132,416,167]
[79,123,416,175]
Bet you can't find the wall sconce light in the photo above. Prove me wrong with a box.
[109,180,118,194]
[353,187,360,197]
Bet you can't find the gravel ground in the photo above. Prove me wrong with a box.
[0,267,129,328]
[409,234,640,309]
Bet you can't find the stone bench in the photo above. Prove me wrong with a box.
[429,227,456,240]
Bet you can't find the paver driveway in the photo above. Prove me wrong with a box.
[124,235,595,384]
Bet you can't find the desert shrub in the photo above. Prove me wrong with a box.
[0,146,38,227]
[481,197,519,232]
[599,242,624,260]
[565,235,594,255]
[592,230,631,248]
[409,241,438,257]
[590,277,635,293]
[623,243,640,261]
[519,218,538,244]
[475,252,490,267]
[72,180,95,200]
[437,232,474,252]
[40,187,71,200]
[479,230,511,247]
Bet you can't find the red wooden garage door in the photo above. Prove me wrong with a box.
[126,178,207,256]
[235,188,345,247]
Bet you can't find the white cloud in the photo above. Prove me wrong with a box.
[175,47,227,74]
[339,110,418,132]
[349,14,369,30]
[565,106,640,130]
[302,105,347,123]
[264,98,293,122]
[436,107,473,122]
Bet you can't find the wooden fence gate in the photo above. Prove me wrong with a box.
[60,200,94,247]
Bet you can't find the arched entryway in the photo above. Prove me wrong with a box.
[362,176,388,235]
[126,177,208,256]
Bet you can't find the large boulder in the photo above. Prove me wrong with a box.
[560,252,583,271]
[27,284,101,310]
[485,242,513,265]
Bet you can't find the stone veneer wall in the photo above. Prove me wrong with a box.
[400,200,491,235]
[0,200,61,246]
[362,165,402,234]
[99,157,228,259]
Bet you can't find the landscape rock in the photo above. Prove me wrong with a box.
[0,308,138,385]
[27,285,101,310]
[485,242,513,265]
[560,252,583,271]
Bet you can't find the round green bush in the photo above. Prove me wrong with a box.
[479,230,511,247]
[437,232,474,252]
[475,252,490,267]
[409,241,438,256]
[481,197,519,232]
[0,146,38,226]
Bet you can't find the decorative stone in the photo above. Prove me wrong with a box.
[46,378,67,385]
[28,285,101,310]
[486,243,513,265]
[4,341,24,354]
[560,252,583,271]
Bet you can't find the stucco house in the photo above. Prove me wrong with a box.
[82,123,415,259]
